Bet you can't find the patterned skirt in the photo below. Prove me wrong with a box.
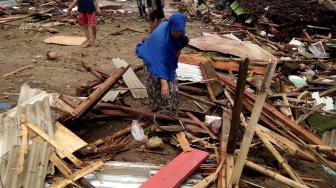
[144,66,178,112]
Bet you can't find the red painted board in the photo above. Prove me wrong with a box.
[141,148,209,188]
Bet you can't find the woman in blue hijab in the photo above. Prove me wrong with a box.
[136,12,189,112]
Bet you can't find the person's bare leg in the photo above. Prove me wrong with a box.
[92,25,96,40]
[82,25,91,47]
[88,25,94,43]
[83,25,89,41]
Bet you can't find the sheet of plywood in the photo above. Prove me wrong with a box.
[44,35,87,46]
[54,122,87,159]
[189,34,276,62]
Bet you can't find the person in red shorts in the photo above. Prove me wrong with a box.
[68,0,101,47]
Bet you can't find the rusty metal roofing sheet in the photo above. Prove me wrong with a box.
[112,58,148,99]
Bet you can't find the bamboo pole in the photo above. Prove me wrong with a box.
[192,160,225,188]
[229,60,277,187]
[245,160,308,188]
[308,145,336,152]
[255,130,305,184]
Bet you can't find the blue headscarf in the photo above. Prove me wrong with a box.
[136,12,187,80]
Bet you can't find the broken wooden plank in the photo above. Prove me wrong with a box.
[245,160,308,188]
[140,148,208,188]
[112,58,148,99]
[54,122,87,159]
[226,154,235,188]
[17,122,28,174]
[229,60,277,187]
[73,67,128,119]
[186,112,218,139]
[2,64,35,78]
[50,152,72,177]
[48,160,104,188]
[200,61,223,102]
[21,118,83,167]
[44,35,87,46]
[227,59,249,153]
[176,132,192,152]
[200,64,216,102]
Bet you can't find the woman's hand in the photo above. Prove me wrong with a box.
[160,79,169,98]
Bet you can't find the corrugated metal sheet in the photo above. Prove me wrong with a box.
[0,84,54,188]
[84,161,203,188]
[322,128,336,147]
[112,58,148,99]
[102,87,127,102]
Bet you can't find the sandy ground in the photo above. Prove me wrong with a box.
[1,2,335,187]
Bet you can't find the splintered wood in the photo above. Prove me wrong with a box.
[48,160,104,188]
[176,132,192,152]
[54,122,87,159]
[21,118,83,167]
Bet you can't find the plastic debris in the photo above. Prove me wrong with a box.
[312,92,334,111]
[288,75,307,87]
[309,41,329,58]
[131,120,147,142]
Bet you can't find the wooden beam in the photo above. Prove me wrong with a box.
[227,58,249,153]
[73,67,128,119]
[21,118,83,167]
[186,112,218,140]
[226,154,234,188]
[48,160,104,188]
[176,132,192,152]
[229,60,277,187]
[200,61,223,102]
[50,152,72,177]
[218,110,231,188]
